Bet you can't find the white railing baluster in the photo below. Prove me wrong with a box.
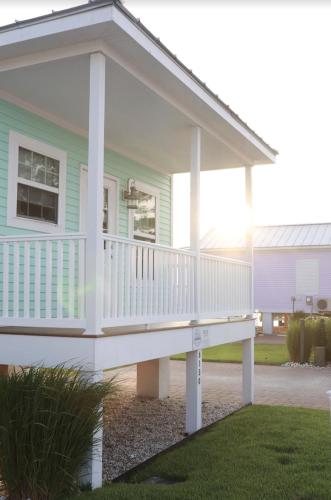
[68,239,75,319]
[45,240,52,319]
[125,243,131,317]
[13,242,19,318]
[24,241,30,319]
[57,240,63,319]
[2,242,9,318]
[34,241,41,319]
[78,238,85,319]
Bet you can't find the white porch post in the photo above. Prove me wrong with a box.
[85,52,106,336]
[243,166,255,405]
[190,126,201,321]
[79,369,104,489]
[242,337,254,405]
[186,349,202,434]
[186,126,202,435]
[245,165,254,310]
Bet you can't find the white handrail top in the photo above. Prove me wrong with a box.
[103,233,196,256]
[0,233,86,242]
[200,252,251,267]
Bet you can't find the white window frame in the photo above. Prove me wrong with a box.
[7,131,67,233]
[128,180,160,243]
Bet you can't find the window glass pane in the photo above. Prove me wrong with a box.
[16,183,58,224]
[17,184,29,216]
[46,157,59,187]
[31,152,46,184]
[133,191,156,242]
[19,147,32,166]
[18,147,32,180]
[17,147,60,189]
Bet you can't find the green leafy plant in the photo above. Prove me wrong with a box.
[0,365,117,500]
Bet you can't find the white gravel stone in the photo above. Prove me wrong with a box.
[102,387,240,482]
[282,362,331,369]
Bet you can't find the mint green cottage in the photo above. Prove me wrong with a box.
[0,0,277,487]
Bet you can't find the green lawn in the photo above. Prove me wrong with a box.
[76,405,330,500]
[172,342,288,365]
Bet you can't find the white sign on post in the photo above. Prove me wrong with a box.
[192,328,209,350]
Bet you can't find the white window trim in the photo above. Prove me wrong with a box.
[7,131,67,233]
[128,180,160,243]
[79,164,119,234]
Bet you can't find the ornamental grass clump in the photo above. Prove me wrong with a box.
[0,365,117,500]
[286,319,313,363]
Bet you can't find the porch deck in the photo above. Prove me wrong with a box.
[0,316,251,338]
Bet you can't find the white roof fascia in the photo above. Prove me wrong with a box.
[0,5,114,48]
[112,7,277,163]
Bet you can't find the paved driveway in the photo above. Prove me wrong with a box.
[114,360,331,410]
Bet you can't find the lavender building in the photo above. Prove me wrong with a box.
[201,223,331,334]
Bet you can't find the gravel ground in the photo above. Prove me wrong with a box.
[102,386,241,481]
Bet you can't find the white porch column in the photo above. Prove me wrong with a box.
[186,349,202,434]
[79,369,104,489]
[245,165,254,311]
[263,312,273,335]
[242,337,254,405]
[85,52,106,336]
[136,357,170,399]
[190,126,201,321]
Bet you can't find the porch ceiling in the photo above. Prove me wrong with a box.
[0,1,277,174]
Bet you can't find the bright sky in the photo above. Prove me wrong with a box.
[2,1,331,247]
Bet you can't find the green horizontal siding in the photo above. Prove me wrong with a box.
[0,99,172,245]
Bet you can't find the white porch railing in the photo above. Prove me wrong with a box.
[200,253,251,318]
[103,235,196,326]
[0,234,86,327]
[0,233,251,329]
[102,235,251,327]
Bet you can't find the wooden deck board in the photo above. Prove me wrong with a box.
[0,317,251,338]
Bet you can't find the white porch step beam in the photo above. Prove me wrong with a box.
[186,349,202,434]
[85,52,106,336]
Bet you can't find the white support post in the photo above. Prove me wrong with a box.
[263,312,273,335]
[190,126,201,322]
[245,165,254,313]
[85,52,106,336]
[79,369,104,490]
[186,349,202,434]
[136,357,170,399]
[242,337,254,405]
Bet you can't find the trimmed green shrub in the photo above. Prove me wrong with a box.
[0,365,117,500]
[287,319,313,363]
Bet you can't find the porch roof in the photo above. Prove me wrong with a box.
[0,0,277,174]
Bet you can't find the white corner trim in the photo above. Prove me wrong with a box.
[128,179,160,243]
[7,130,67,234]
